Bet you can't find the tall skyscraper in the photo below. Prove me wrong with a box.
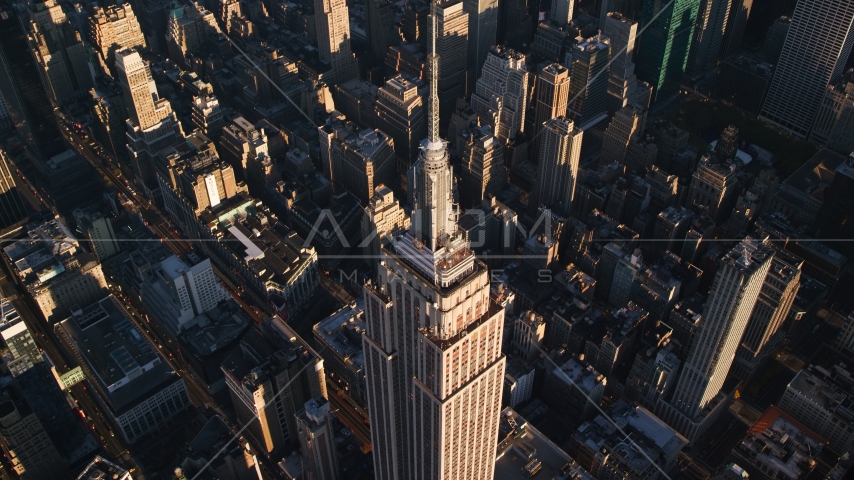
[470,46,529,142]
[532,63,571,139]
[429,0,469,130]
[662,239,774,442]
[635,0,702,106]
[89,4,146,67]
[116,48,184,190]
[720,0,752,58]
[368,0,396,61]
[759,0,854,138]
[685,0,732,80]
[732,250,801,380]
[549,0,574,26]
[375,75,428,173]
[567,34,611,129]
[295,398,340,480]
[530,117,583,215]
[363,6,506,479]
[603,12,646,113]
[459,124,507,207]
[463,0,498,93]
[601,104,647,166]
[315,0,359,83]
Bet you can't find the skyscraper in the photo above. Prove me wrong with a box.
[685,0,732,81]
[459,124,507,207]
[429,0,469,130]
[549,0,573,26]
[367,0,396,61]
[89,4,146,67]
[315,0,359,83]
[567,34,611,129]
[363,6,506,479]
[530,117,583,215]
[116,48,184,189]
[603,12,645,113]
[319,114,397,203]
[759,0,854,138]
[662,239,774,442]
[191,94,225,141]
[470,46,529,142]
[463,0,498,93]
[732,250,801,380]
[601,104,647,166]
[635,0,702,106]
[222,323,326,456]
[295,398,340,480]
[375,75,427,173]
[0,300,42,377]
[532,63,571,140]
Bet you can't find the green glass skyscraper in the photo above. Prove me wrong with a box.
[635,0,701,106]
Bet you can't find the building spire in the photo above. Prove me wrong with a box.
[427,0,440,144]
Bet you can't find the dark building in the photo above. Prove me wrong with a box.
[815,155,854,256]
[0,153,28,230]
[718,54,775,114]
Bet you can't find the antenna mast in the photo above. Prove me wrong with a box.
[427,0,440,143]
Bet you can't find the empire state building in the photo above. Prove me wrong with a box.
[361,2,507,479]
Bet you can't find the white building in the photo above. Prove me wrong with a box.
[363,20,506,480]
[659,239,774,443]
[470,46,529,142]
[779,364,854,452]
[759,0,854,138]
[140,256,229,335]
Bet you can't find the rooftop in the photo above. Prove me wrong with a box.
[496,408,595,480]
[737,406,825,479]
[313,298,365,370]
[787,365,854,416]
[76,455,131,480]
[178,299,250,357]
[56,296,178,413]
[551,355,605,394]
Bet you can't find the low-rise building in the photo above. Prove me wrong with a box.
[313,299,367,406]
[177,300,250,393]
[496,408,594,480]
[542,355,606,423]
[221,321,326,456]
[55,296,190,444]
[503,357,536,408]
[512,311,546,363]
[198,194,319,318]
[733,406,825,480]
[3,218,108,322]
[140,255,230,335]
[567,399,688,477]
[779,364,854,452]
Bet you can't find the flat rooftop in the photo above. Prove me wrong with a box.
[179,299,250,357]
[56,296,177,413]
[496,408,594,480]
[313,298,365,369]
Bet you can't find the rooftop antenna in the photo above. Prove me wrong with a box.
[427,0,440,144]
